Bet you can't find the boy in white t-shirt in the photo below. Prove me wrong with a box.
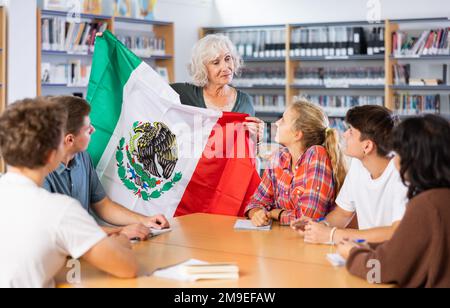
[292,105,408,244]
[0,98,138,288]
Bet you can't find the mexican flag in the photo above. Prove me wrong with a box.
[87,31,261,218]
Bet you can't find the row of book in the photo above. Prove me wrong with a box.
[41,17,108,53]
[233,68,286,87]
[293,67,385,87]
[251,95,286,113]
[394,94,441,115]
[215,30,287,59]
[290,26,385,58]
[393,64,447,86]
[393,28,450,57]
[116,35,166,58]
[41,61,91,87]
[299,95,384,117]
[41,0,156,20]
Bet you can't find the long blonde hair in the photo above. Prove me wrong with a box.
[290,99,347,193]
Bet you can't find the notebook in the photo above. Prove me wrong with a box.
[234,219,272,231]
[327,253,347,267]
[150,228,172,237]
[153,259,239,282]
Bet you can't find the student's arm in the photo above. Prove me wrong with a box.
[86,152,169,239]
[245,168,276,227]
[323,205,355,229]
[292,205,355,236]
[57,200,138,279]
[338,201,431,286]
[304,220,401,244]
[81,234,139,279]
[92,197,170,239]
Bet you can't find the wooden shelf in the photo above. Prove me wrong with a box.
[290,85,385,90]
[203,18,450,117]
[391,55,450,61]
[0,7,6,173]
[290,55,385,62]
[243,57,285,62]
[235,85,286,90]
[37,9,175,96]
[391,85,450,92]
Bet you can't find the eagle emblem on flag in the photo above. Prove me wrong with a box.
[116,121,182,201]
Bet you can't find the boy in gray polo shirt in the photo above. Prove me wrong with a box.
[44,96,170,240]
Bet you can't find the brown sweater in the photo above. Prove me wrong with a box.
[346,188,450,288]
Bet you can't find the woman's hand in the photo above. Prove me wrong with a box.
[244,117,265,144]
[337,239,362,260]
[304,221,333,244]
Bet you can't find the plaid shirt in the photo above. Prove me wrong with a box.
[246,146,336,225]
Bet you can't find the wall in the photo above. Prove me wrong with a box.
[2,0,450,104]
[155,0,216,82]
[213,0,450,26]
[2,0,37,104]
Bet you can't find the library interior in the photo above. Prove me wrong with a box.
[0,0,449,290]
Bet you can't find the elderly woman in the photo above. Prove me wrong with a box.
[171,34,264,142]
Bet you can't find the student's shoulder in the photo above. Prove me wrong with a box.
[236,91,255,115]
[409,188,450,212]
[304,145,329,161]
[36,187,83,213]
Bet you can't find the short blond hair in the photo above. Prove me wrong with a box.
[188,34,243,87]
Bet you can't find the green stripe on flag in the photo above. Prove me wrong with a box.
[87,30,142,167]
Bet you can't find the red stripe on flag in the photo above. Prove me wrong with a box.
[175,113,261,217]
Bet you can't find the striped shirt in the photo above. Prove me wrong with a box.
[245,145,336,225]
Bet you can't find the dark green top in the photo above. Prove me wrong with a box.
[170,83,255,117]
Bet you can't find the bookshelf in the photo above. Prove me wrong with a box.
[201,18,450,121]
[37,9,175,98]
[0,6,6,173]
[385,18,450,117]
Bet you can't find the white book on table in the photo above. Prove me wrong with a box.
[153,259,239,282]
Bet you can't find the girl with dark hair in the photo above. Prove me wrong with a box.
[338,115,450,288]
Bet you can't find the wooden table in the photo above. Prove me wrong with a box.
[56,213,392,288]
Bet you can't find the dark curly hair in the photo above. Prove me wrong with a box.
[0,97,67,169]
[393,114,450,200]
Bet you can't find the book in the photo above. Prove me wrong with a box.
[117,34,166,58]
[393,28,450,57]
[290,26,383,58]
[394,94,441,115]
[41,17,108,53]
[215,29,286,59]
[393,64,410,85]
[296,94,384,118]
[232,67,285,87]
[153,259,240,282]
[293,66,385,87]
[251,94,286,113]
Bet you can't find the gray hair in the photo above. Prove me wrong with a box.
[188,34,243,87]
